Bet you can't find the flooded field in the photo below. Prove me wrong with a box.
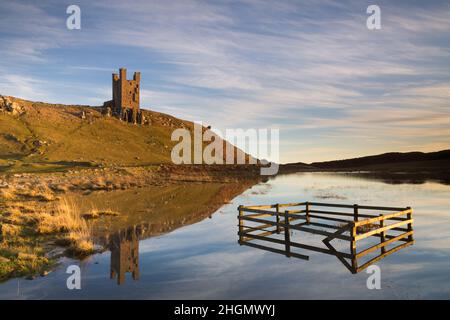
[1,172,449,299]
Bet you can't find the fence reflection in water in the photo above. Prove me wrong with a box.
[238,201,414,273]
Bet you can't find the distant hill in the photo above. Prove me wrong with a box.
[0,95,253,173]
[277,161,314,173]
[281,150,450,174]
[310,150,450,171]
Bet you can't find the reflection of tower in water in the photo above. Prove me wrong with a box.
[109,225,146,285]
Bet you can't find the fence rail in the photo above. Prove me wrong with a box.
[238,201,414,273]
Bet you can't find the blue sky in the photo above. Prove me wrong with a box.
[1,0,449,163]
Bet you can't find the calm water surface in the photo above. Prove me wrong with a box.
[1,172,450,299]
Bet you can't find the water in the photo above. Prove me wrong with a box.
[1,172,449,299]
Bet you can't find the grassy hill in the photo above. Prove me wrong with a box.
[0,95,252,173]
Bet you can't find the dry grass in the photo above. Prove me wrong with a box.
[0,188,16,201]
[36,198,95,256]
[0,223,21,238]
[0,203,53,280]
[1,207,24,225]
[0,245,52,281]
[65,230,95,257]
[0,196,97,281]
[37,198,83,232]
[18,184,56,201]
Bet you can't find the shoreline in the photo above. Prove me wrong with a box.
[1,162,449,282]
[0,164,261,282]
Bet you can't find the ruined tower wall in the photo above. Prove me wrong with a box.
[110,68,141,122]
[112,73,121,114]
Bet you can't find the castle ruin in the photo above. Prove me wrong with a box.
[103,68,143,124]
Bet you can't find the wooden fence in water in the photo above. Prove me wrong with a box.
[238,201,414,273]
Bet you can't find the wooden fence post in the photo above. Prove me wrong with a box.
[306,201,310,224]
[406,207,414,242]
[350,223,357,273]
[352,204,359,272]
[238,205,244,244]
[379,214,386,254]
[284,210,291,257]
[353,204,359,222]
[276,203,280,234]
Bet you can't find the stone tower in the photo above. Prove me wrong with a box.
[110,68,141,123]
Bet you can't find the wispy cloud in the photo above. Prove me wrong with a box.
[0,0,449,162]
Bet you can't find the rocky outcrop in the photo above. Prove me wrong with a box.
[102,100,113,116]
[0,95,26,116]
[104,106,112,117]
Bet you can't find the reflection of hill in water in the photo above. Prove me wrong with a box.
[346,171,450,185]
[277,171,450,185]
[71,180,258,241]
[81,180,257,285]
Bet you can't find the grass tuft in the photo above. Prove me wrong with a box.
[0,188,16,201]
[18,184,56,201]
[36,198,95,256]
[82,208,120,219]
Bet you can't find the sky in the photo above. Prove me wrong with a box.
[0,0,449,164]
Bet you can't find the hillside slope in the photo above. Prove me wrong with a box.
[0,95,252,173]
